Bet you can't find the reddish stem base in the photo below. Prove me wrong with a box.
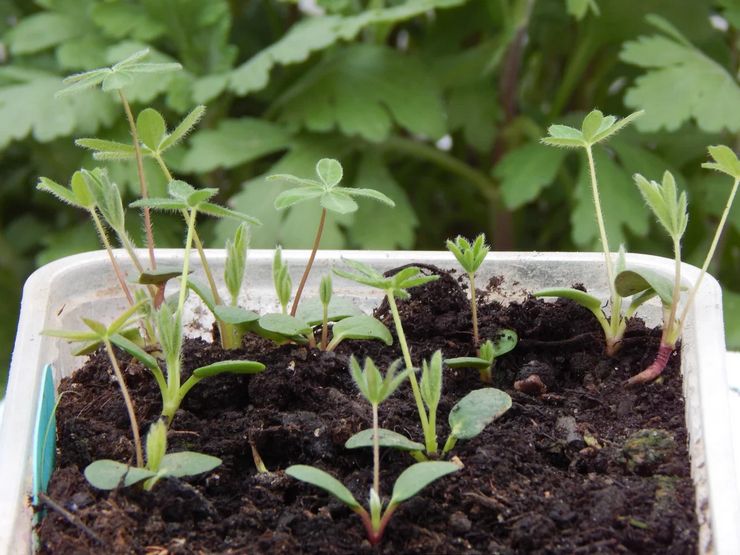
[626,342,675,386]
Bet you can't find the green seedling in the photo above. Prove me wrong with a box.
[617,146,739,384]
[319,275,332,349]
[273,246,292,315]
[44,301,148,466]
[445,331,518,383]
[346,351,512,458]
[539,109,643,356]
[269,158,395,316]
[118,303,265,423]
[287,357,459,544]
[334,259,439,453]
[57,48,182,269]
[446,234,489,346]
[85,419,221,491]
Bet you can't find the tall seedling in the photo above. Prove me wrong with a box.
[537,109,643,356]
[269,159,395,316]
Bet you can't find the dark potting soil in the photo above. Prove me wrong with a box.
[37,266,697,554]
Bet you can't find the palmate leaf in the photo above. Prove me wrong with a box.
[634,171,688,240]
[620,15,740,133]
[275,44,446,142]
[225,0,464,101]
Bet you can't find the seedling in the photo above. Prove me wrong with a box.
[445,331,518,383]
[616,146,739,384]
[319,275,332,349]
[446,234,489,346]
[43,302,148,466]
[273,246,292,315]
[269,158,395,316]
[334,259,439,452]
[346,351,512,458]
[286,357,459,544]
[538,109,643,355]
[85,419,221,491]
[57,48,182,269]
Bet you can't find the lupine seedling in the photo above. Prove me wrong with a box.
[43,301,148,466]
[85,419,221,491]
[286,357,459,544]
[346,351,512,458]
[446,234,489,346]
[616,146,740,385]
[319,275,332,349]
[334,259,440,452]
[57,48,183,269]
[537,109,643,356]
[269,158,395,316]
[445,332,518,383]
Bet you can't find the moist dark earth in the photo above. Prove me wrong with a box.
[37,266,697,554]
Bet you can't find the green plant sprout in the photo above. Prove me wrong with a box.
[319,275,332,349]
[286,357,459,545]
[445,331,518,383]
[538,109,643,356]
[43,301,148,466]
[273,246,292,315]
[114,303,265,423]
[84,419,221,491]
[334,259,440,452]
[346,351,512,459]
[269,158,395,316]
[57,48,182,269]
[446,234,489,346]
[616,146,740,385]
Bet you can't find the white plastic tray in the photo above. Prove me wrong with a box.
[0,250,737,554]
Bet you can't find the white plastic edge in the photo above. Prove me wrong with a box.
[0,249,737,554]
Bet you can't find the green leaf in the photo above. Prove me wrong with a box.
[7,12,80,55]
[137,108,167,151]
[495,143,566,209]
[420,351,442,412]
[138,266,185,285]
[614,268,676,306]
[158,452,222,478]
[160,105,206,152]
[634,171,688,240]
[76,138,136,161]
[295,297,363,326]
[145,421,167,472]
[448,388,511,440]
[182,118,291,172]
[101,71,134,92]
[197,203,262,226]
[212,305,260,325]
[320,191,358,214]
[445,356,490,370]
[285,465,361,510]
[330,315,392,346]
[37,177,83,209]
[348,153,417,249]
[345,428,425,452]
[225,222,249,303]
[316,158,343,188]
[276,44,446,142]
[192,360,265,379]
[258,313,312,337]
[534,287,604,313]
[84,460,156,490]
[620,18,740,132]
[389,461,460,505]
[187,278,217,313]
[703,145,740,180]
[110,334,160,374]
[130,198,188,211]
[581,110,604,142]
[274,187,324,210]
[489,329,518,357]
[566,0,600,20]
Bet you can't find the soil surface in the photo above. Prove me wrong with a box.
[37,266,697,554]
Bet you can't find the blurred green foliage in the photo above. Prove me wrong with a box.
[0,0,738,395]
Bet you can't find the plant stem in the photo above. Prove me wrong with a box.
[677,177,739,338]
[103,339,143,467]
[626,340,674,386]
[372,402,380,497]
[386,292,433,453]
[321,303,329,350]
[118,90,156,270]
[178,209,198,313]
[290,208,326,316]
[469,272,479,347]
[90,210,134,305]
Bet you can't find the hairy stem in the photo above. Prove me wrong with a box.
[104,340,143,467]
[469,272,479,347]
[290,208,326,316]
[677,177,739,339]
[90,210,134,305]
[386,293,433,453]
[178,209,198,314]
[372,402,380,497]
[118,90,156,269]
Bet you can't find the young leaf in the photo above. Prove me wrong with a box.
[487,330,518,358]
[389,461,460,505]
[446,234,489,274]
[285,465,362,510]
[634,171,688,240]
[145,420,167,472]
[192,360,266,379]
[420,351,442,413]
[157,452,222,478]
[136,108,167,151]
[109,334,160,374]
[444,356,491,370]
[702,145,740,179]
[84,460,156,489]
[316,158,343,188]
[75,138,136,161]
[345,428,425,452]
[295,297,363,326]
[447,388,512,441]
[319,275,332,306]
[614,268,677,306]
[225,222,249,303]
[159,105,206,152]
[534,288,604,313]
[258,313,312,337]
[212,305,260,326]
[329,315,392,347]
[138,266,185,285]
[349,357,408,406]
